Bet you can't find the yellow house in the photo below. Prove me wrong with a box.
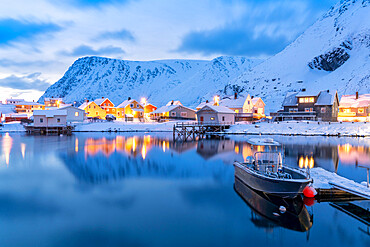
[78,101,106,119]
[15,101,45,115]
[116,99,144,120]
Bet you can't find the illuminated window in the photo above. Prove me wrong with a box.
[96,112,98,115]
[321,107,326,113]
[358,108,364,113]
[309,97,314,103]
[210,117,215,121]
[75,112,79,117]
[305,108,313,112]
[299,98,304,103]
[235,110,239,113]
[343,109,351,113]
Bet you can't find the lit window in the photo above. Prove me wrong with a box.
[309,97,314,103]
[343,109,351,113]
[289,108,298,113]
[299,98,304,103]
[96,112,98,115]
[321,107,326,113]
[358,108,364,113]
[75,112,79,117]
[210,117,215,121]
[235,110,239,113]
[305,108,313,112]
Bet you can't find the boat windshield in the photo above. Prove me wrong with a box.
[254,152,283,173]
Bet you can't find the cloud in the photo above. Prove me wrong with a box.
[0,18,61,45]
[0,73,51,91]
[94,29,135,42]
[59,44,125,57]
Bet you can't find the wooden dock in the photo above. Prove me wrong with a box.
[172,122,232,141]
[25,125,74,135]
[315,188,366,202]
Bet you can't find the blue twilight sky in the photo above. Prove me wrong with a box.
[0,0,338,100]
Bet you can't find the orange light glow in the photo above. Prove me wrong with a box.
[141,97,147,106]
[234,145,239,154]
[75,138,79,152]
[21,143,26,159]
[213,95,220,106]
[141,144,147,160]
[162,141,166,152]
[299,156,304,168]
[309,157,314,169]
[2,133,13,166]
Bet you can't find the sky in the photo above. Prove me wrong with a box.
[0,0,338,101]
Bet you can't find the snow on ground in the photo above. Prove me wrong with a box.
[0,122,25,132]
[228,121,370,137]
[74,121,176,132]
[311,167,370,197]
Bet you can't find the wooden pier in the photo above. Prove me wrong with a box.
[172,122,232,141]
[25,125,74,135]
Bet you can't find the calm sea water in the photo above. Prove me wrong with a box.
[0,132,369,247]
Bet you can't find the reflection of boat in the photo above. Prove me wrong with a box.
[234,152,312,197]
[234,177,313,232]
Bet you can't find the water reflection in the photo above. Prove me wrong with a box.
[234,177,313,233]
[2,133,13,166]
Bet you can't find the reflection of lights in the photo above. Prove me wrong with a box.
[162,141,166,152]
[234,145,239,154]
[142,145,147,160]
[133,138,136,152]
[21,143,26,159]
[299,156,304,168]
[299,156,314,169]
[3,133,13,166]
[75,138,79,152]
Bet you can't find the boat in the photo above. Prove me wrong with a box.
[234,177,313,232]
[234,151,313,198]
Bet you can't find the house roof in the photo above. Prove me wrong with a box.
[59,105,85,111]
[94,98,113,106]
[197,105,235,114]
[44,97,64,101]
[33,110,67,117]
[166,100,182,106]
[296,90,319,97]
[6,98,24,102]
[315,91,336,106]
[251,97,264,106]
[196,102,213,109]
[219,96,247,108]
[15,101,43,106]
[282,92,298,107]
[339,94,370,108]
[151,105,179,114]
[116,99,142,108]
[78,101,94,110]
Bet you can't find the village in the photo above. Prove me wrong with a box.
[0,89,370,135]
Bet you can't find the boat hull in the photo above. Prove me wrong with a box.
[234,163,312,198]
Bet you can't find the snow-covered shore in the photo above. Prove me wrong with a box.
[0,122,26,132]
[227,121,370,137]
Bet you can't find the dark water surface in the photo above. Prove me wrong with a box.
[0,132,369,247]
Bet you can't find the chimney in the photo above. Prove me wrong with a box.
[86,99,89,103]
[251,96,254,99]
[302,88,306,92]
[234,92,238,99]
[171,100,174,105]
[327,89,330,93]
[128,97,131,100]
[206,100,209,103]
[102,96,104,99]
[356,92,359,100]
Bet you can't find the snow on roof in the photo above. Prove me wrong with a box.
[282,92,298,107]
[339,94,370,108]
[78,102,93,109]
[5,98,24,102]
[57,104,73,109]
[33,110,67,117]
[219,96,247,108]
[196,102,213,109]
[15,101,43,106]
[296,90,319,97]
[151,105,179,114]
[166,100,182,106]
[315,91,336,106]
[94,98,111,106]
[4,113,28,117]
[198,105,235,114]
[251,97,264,106]
[116,99,142,108]
[44,97,63,101]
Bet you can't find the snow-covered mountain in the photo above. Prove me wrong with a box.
[226,0,370,113]
[39,56,262,107]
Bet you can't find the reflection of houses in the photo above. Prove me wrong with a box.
[197,139,235,159]
[196,105,235,124]
[277,90,339,121]
[338,144,370,166]
[78,100,106,119]
[338,93,370,122]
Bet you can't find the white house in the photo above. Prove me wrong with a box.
[196,105,235,125]
[5,98,25,105]
[33,110,67,127]
[58,105,85,122]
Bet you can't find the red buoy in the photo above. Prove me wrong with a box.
[303,186,317,198]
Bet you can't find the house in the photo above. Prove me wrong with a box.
[338,92,370,122]
[78,100,106,119]
[44,97,64,107]
[5,98,24,105]
[196,105,235,125]
[277,89,339,121]
[94,97,116,116]
[143,103,157,116]
[15,101,45,115]
[116,98,144,120]
[210,93,266,121]
[33,110,67,127]
[4,113,29,123]
[150,105,196,121]
[58,105,85,122]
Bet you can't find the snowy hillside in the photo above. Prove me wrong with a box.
[39,56,261,107]
[227,0,370,113]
